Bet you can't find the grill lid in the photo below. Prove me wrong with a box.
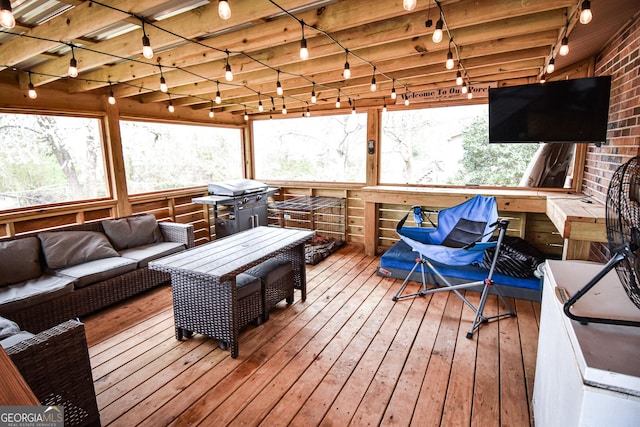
[208,179,269,196]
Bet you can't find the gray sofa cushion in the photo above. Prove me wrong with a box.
[118,242,186,268]
[1,331,35,349]
[102,214,163,251]
[0,315,20,339]
[0,237,42,287]
[56,257,138,288]
[38,231,119,269]
[245,258,292,283]
[236,273,261,300]
[0,274,75,312]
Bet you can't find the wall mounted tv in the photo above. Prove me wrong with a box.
[488,76,611,144]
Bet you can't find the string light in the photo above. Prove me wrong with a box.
[461,81,468,94]
[159,66,168,92]
[432,15,444,43]
[27,72,37,99]
[276,71,283,95]
[108,82,116,105]
[456,69,463,86]
[67,45,79,78]
[168,99,175,113]
[215,82,221,104]
[391,80,397,100]
[306,106,311,117]
[467,87,473,99]
[244,106,249,121]
[335,94,341,108]
[310,83,317,104]
[218,0,231,20]
[0,0,15,29]
[546,57,555,74]
[370,69,377,92]
[403,0,417,11]
[224,51,233,81]
[352,102,356,115]
[282,97,287,114]
[404,89,410,106]
[383,99,387,113]
[299,22,309,60]
[209,101,215,118]
[445,48,454,70]
[343,51,351,79]
[141,20,153,59]
[540,73,546,84]
[580,0,592,25]
[559,35,569,56]
[258,93,264,112]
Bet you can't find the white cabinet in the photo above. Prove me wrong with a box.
[533,260,640,427]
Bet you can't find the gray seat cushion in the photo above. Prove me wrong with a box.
[55,257,137,288]
[236,273,261,300]
[246,258,292,284]
[0,274,75,311]
[118,242,186,268]
[0,237,42,286]
[0,315,20,339]
[1,331,35,349]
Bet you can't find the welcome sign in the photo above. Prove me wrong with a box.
[396,82,496,104]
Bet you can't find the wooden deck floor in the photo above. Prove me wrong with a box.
[83,243,540,426]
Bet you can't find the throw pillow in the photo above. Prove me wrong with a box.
[38,231,119,269]
[0,237,42,287]
[0,316,20,339]
[101,214,164,251]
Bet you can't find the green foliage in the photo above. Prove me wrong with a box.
[449,115,539,186]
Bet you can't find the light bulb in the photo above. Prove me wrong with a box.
[215,91,221,104]
[299,38,309,60]
[168,103,175,113]
[276,80,283,96]
[391,87,397,100]
[258,100,264,112]
[28,83,37,99]
[282,105,287,115]
[311,90,316,104]
[370,75,377,92]
[445,51,454,70]
[403,0,417,11]
[218,0,231,20]
[68,57,78,78]
[343,62,351,79]
[142,34,153,59]
[404,97,409,106]
[160,76,168,93]
[559,36,569,56]
[244,111,249,121]
[456,70,463,86]
[547,58,555,74]
[432,19,443,43]
[467,90,473,100]
[383,103,387,113]
[108,91,116,105]
[336,97,341,108]
[225,63,233,81]
[540,74,546,84]
[0,0,15,29]
[580,0,592,25]
[306,108,311,117]
[461,82,468,94]
[352,106,356,115]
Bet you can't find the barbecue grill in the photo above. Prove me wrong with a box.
[193,179,278,238]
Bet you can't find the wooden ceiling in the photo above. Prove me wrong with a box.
[0,0,638,119]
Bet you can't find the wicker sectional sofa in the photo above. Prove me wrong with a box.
[0,214,194,332]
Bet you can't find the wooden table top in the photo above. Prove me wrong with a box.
[149,226,314,280]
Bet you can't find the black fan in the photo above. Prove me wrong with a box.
[563,156,640,327]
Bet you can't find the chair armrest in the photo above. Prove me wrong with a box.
[5,320,100,427]
[159,221,195,248]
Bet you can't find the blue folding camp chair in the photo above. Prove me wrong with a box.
[392,195,515,338]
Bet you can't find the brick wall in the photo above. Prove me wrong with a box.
[583,13,640,261]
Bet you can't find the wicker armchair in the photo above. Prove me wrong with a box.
[4,320,100,427]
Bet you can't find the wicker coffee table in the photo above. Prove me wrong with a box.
[149,226,313,358]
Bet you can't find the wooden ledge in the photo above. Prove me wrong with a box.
[546,195,607,242]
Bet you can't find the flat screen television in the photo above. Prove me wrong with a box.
[488,76,611,144]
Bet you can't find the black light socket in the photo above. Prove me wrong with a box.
[425,19,433,28]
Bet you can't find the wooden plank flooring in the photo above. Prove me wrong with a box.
[82,243,540,426]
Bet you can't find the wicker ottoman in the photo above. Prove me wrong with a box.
[246,258,294,321]
[235,273,264,329]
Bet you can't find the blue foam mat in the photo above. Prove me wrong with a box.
[379,240,541,292]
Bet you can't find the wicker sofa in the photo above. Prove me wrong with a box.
[0,214,194,332]
[2,319,100,427]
